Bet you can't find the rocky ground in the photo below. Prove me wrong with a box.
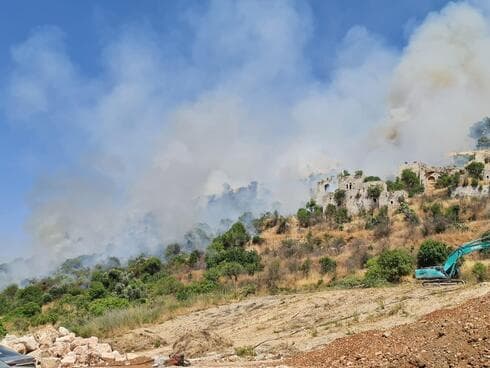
[286,292,490,368]
[111,283,489,366]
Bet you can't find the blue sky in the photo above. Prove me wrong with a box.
[0,0,456,261]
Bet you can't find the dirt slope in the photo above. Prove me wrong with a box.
[108,283,490,366]
[287,292,490,368]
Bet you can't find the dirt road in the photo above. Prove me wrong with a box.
[108,283,490,367]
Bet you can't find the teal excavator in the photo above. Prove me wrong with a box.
[415,236,490,285]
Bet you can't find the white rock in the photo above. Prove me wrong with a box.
[10,343,27,354]
[57,327,70,337]
[40,357,60,368]
[94,343,112,354]
[16,335,39,353]
[35,326,59,347]
[60,353,76,366]
[126,353,139,360]
[49,342,70,358]
[113,351,126,362]
[55,333,75,343]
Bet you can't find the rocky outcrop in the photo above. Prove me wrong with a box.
[1,326,127,367]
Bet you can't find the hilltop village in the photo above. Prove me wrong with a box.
[315,149,490,216]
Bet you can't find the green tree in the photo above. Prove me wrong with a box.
[417,239,452,268]
[297,208,311,228]
[363,176,381,182]
[465,161,484,180]
[365,249,414,283]
[400,169,424,197]
[219,262,245,282]
[367,184,383,201]
[88,281,107,300]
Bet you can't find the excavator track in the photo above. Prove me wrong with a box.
[421,279,465,287]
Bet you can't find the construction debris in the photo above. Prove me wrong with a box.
[1,326,128,367]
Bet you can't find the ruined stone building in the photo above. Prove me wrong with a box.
[314,174,406,216]
[315,149,490,216]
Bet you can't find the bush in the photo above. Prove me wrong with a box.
[88,297,130,316]
[367,184,383,201]
[319,257,337,274]
[0,321,6,338]
[329,275,363,289]
[400,169,424,197]
[365,249,414,283]
[334,189,346,206]
[300,259,312,277]
[151,276,184,296]
[88,281,107,300]
[466,161,484,180]
[417,239,452,268]
[398,202,419,225]
[472,262,488,282]
[363,176,381,182]
[435,173,460,191]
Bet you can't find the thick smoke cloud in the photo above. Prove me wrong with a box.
[2,1,490,284]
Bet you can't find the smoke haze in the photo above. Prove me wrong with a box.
[2,1,490,285]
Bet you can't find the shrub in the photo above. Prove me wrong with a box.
[386,179,404,192]
[364,176,381,182]
[400,169,424,197]
[435,173,460,191]
[297,200,323,228]
[152,276,184,296]
[235,346,256,357]
[366,249,414,283]
[264,260,281,291]
[319,257,336,274]
[300,259,312,277]
[472,262,488,282]
[88,297,129,316]
[297,208,311,228]
[11,302,41,318]
[367,184,383,201]
[397,202,419,225]
[417,239,452,268]
[334,189,346,206]
[330,275,363,289]
[16,285,43,305]
[88,281,107,300]
[354,170,363,178]
[335,208,350,225]
[0,321,7,338]
[466,161,484,180]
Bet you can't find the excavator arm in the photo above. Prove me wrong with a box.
[415,237,490,284]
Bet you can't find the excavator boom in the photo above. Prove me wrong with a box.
[415,237,490,285]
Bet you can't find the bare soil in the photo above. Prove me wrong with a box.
[287,291,490,368]
[107,282,490,367]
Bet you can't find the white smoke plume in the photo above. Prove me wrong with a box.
[2,1,490,284]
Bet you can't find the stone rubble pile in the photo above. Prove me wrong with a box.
[1,326,127,367]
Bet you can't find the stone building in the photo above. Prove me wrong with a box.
[315,173,406,216]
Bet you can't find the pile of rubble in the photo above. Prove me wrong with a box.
[1,326,127,367]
